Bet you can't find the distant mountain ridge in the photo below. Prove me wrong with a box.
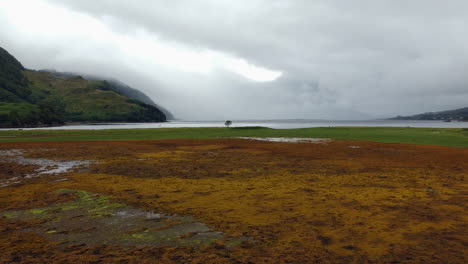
[391,106,468,121]
[0,46,168,127]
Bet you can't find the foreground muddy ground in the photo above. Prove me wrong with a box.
[0,138,467,263]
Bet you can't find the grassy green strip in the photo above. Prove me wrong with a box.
[0,126,468,147]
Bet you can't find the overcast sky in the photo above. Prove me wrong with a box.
[1,0,467,120]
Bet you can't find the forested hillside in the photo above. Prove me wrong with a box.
[0,47,167,127]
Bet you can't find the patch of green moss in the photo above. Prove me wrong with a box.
[3,189,124,221]
[56,189,124,217]
[2,211,17,219]
[131,233,146,239]
[29,208,47,214]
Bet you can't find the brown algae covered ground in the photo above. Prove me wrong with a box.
[0,139,467,263]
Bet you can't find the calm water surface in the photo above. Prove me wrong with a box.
[3,119,467,130]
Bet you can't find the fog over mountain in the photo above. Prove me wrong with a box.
[1,0,467,120]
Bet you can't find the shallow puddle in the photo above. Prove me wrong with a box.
[239,137,331,143]
[2,189,248,248]
[0,149,90,187]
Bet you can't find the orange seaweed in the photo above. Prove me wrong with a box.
[0,139,467,263]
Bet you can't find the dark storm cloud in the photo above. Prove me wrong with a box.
[1,0,468,119]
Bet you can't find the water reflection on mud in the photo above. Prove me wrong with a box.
[0,149,90,187]
[3,189,248,248]
[239,137,331,143]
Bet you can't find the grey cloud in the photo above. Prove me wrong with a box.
[2,0,468,119]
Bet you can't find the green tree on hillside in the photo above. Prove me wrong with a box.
[38,96,65,125]
[7,109,39,127]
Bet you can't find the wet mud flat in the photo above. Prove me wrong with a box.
[0,139,467,263]
[3,189,246,248]
[0,149,90,187]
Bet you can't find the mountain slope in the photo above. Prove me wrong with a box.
[42,70,175,119]
[0,47,167,127]
[0,47,41,126]
[0,47,31,103]
[392,107,468,121]
[25,71,166,122]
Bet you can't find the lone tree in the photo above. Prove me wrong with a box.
[225,120,232,128]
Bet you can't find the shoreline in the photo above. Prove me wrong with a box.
[0,126,467,147]
[0,120,168,129]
